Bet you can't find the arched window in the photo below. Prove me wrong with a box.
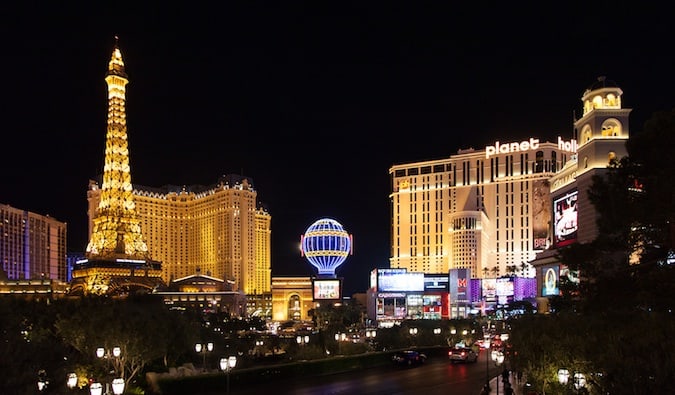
[601,119,622,137]
[581,125,593,142]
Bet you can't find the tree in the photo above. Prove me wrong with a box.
[55,294,198,390]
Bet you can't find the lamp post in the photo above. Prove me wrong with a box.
[220,356,237,395]
[195,342,214,372]
[335,332,345,355]
[484,332,491,391]
[94,346,123,395]
[409,327,418,346]
[365,329,377,349]
[296,334,310,346]
[67,372,78,391]
[491,349,505,395]
[559,368,586,394]
[37,369,48,392]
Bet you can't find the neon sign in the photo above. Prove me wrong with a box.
[484,137,578,158]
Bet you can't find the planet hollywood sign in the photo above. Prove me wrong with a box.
[485,137,577,158]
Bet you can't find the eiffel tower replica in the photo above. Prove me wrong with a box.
[69,38,165,296]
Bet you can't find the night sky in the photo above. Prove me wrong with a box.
[3,3,674,295]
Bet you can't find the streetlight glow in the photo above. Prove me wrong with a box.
[220,356,237,395]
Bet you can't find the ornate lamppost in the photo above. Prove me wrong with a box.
[559,368,587,394]
[483,332,492,391]
[220,356,237,395]
[67,372,78,391]
[365,329,377,349]
[37,369,48,392]
[92,346,124,395]
[335,332,345,355]
[491,349,505,395]
[296,334,310,346]
[195,342,214,372]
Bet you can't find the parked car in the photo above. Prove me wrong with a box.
[448,347,478,363]
[392,350,427,367]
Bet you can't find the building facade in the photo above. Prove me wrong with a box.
[390,138,576,279]
[86,176,272,295]
[0,203,67,281]
[532,77,631,311]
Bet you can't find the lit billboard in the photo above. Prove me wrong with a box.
[553,190,578,247]
[449,268,471,303]
[482,278,497,302]
[312,278,342,301]
[541,265,560,296]
[532,179,551,250]
[377,269,424,292]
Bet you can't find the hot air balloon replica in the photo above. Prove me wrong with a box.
[300,218,353,301]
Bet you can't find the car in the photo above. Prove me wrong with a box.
[392,350,427,366]
[448,347,478,363]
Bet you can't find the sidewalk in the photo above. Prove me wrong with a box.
[480,372,531,395]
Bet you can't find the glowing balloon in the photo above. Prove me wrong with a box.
[300,218,352,277]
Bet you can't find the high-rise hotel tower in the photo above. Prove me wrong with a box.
[84,42,271,295]
[0,204,67,281]
[390,134,577,278]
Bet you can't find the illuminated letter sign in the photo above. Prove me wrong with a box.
[558,137,578,153]
[485,138,540,158]
[457,278,467,288]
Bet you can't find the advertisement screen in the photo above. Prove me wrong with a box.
[541,265,560,296]
[482,278,497,302]
[495,277,514,297]
[553,190,578,247]
[378,270,425,292]
[312,278,342,300]
[532,179,551,250]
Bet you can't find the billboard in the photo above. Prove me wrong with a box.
[482,278,497,302]
[553,190,578,247]
[450,268,471,303]
[541,265,560,296]
[532,179,551,250]
[312,278,342,301]
[424,274,449,292]
[377,269,424,292]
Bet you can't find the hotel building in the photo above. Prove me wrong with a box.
[87,175,272,296]
[0,203,67,282]
[532,77,630,310]
[390,137,576,279]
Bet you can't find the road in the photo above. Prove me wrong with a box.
[205,350,503,395]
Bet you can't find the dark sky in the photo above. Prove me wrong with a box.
[3,3,674,295]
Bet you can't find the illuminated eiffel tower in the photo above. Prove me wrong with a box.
[70,37,164,296]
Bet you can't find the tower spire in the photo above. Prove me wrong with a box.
[85,38,149,260]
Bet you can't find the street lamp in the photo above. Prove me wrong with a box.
[558,368,587,394]
[573,372,587,392]
[67,372,78,390]
[484,332,491,390]
[95,346,123,395]
[335,332,345,354]
[491,349,505,395]
[220,356,237,395]
[195,342,214,372]
[365,329,377,348]
[37,369,48,392]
